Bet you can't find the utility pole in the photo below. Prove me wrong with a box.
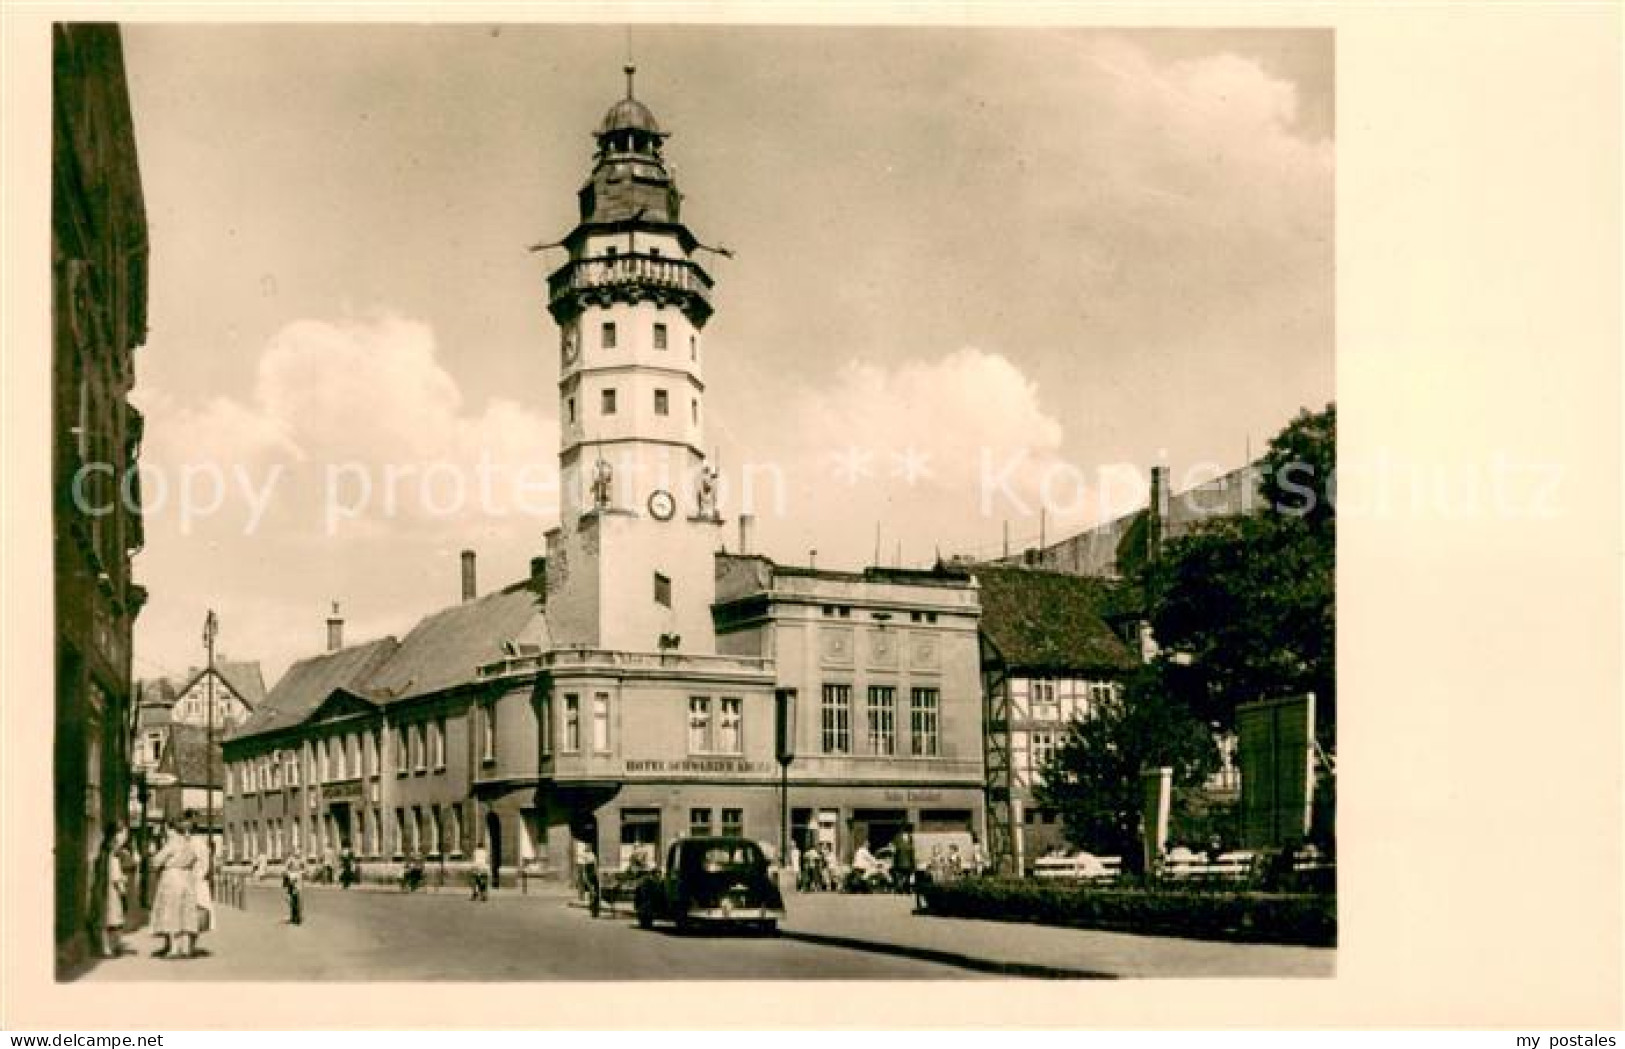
[203,609,218,889]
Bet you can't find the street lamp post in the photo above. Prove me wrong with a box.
[203,610,218,890]
[774,688,796,884]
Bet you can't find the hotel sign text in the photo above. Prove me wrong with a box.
[624,758,771,775]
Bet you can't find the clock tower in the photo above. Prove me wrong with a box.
[543,66,724,652]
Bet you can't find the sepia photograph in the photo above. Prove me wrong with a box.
[9,3,1619,1034]
[48,22,1335,985]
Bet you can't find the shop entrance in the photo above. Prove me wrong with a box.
[851,809,909,853]
[485,811,503,887]
[618,808,661,869]
[329,803,354,849]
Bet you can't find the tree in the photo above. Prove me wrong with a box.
[1147,404,1336,740]
[1033,667,1218,874]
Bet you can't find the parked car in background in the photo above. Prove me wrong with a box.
[634,836,786,934]
[1032,849,1120,881]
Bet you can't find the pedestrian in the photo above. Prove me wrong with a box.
[190,822,215,947]
[969,834,988,877]
[94,824,131,958]
[252,853,267,882]
[582,841,601,916]
[892,824,916,895]
[283,850,305,924]
[339,843,357,889]
[148,817,200,958]
[470,844,490,901]
[947,843,964,879]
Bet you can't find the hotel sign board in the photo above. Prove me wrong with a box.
[322,779,365,802]
[623,758,771,776]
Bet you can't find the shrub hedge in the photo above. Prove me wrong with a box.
[919,877,1336,947]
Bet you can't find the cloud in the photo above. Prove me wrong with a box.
[723,347,1123,568]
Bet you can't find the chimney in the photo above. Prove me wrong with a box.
[738,514,754,555]
[530,556,548,596]
[460,549,477,603]
[1148,466,1171,562]
[326,601,344,652]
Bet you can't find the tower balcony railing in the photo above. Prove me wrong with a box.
[548,252,713,312]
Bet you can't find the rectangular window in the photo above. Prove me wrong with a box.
[396,726,409,775]
[430,805,443,856]
[447,805,462,856]
[688,696,712,752]
[318,740,329,782]
[654,571,672,607]
[286,750,300,786]
[481,702,497,763]
[540,693,554,756]
[394,809,407,856]
[432,717,446,770]
[821,684,852,754]
[601,388,617,415]
[718,697,742,754]
[867,687,896,755]
[653,322,667,350]
[567,396,576,424]
[593,692,610,753]
[1030,731,1057,775]
[601,321,617,349]
[721,808,743,838]
[654,389,669,415]
[910,688,941,757]
[689,808,713,837]
[1032,680,1059,721]
[414,724,427,771]
[370,730,381,777]
[564,695,580,752]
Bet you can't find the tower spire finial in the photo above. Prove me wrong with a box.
[624,62,636,100]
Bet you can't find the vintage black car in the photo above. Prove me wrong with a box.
[634,836,786,934]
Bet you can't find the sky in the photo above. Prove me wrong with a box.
[118,24,1333,687]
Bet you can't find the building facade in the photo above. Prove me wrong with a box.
[132,662,264,834]
[970,566,1141,869]
[52,23,150,971]
[713,555,986,860]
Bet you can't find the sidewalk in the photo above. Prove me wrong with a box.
[776,890,1335,979]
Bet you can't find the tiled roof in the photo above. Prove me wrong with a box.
[214,660,267,710]
[363,584,549,703]
[227,579,549,742]
[228,637,398,740]
[161,723,219,786]
[969,565,1139,674]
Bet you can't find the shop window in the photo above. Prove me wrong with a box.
[690,808,713,836]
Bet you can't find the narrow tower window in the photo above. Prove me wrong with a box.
[654,572,672,607]
[653,322,668,350]
[567,396,576,424]
[690,335,697,361]
[601,389,617,415]
[601,321,617,349]
[654,389,669,416]
[691,399,699,425]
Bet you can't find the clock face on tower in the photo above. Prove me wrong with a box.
[647,489,676,521]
